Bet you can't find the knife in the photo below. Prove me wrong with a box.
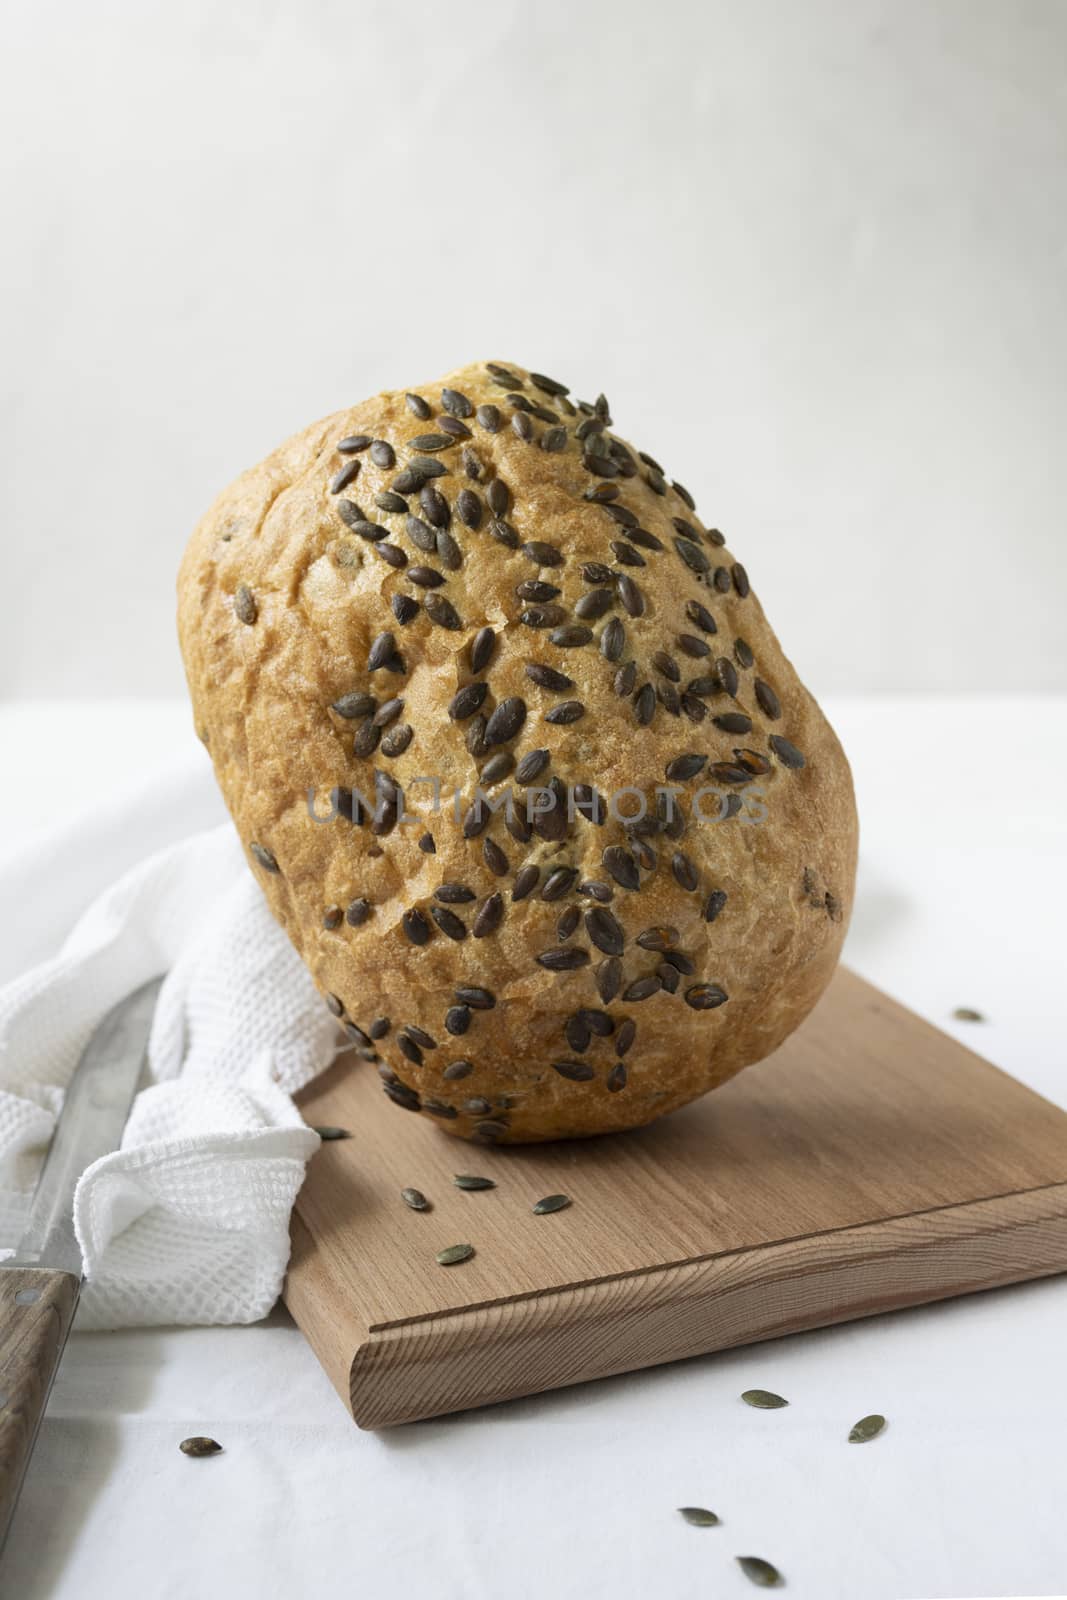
[0,977,161,1548]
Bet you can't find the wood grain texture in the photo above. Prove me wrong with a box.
[0,1267,80,1544]
[285,968,1067,1427]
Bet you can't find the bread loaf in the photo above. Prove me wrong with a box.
[178,360,857,1142]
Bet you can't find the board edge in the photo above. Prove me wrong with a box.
[344,1181,1067,1428]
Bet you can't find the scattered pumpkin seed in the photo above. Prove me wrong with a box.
[678,1506,719,1527]
[436,1243,475,1267]
[737,1555,782,1587]
[952,1006,984,1022]
[179,1437,222,1457]
[313,1126,349,1141]
[532,1193,571,1215]
[741,1389,788,1409]
[453,1174,495,1191]
[401,1187,431,1211]
[848,1413,886,1443]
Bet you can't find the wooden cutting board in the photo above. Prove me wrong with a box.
[285,968,1067,1428]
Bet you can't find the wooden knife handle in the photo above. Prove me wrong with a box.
[0,1267,80,1547]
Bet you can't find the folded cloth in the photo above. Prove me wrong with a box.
[0,753,341,1329]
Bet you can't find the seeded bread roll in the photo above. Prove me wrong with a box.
[178,360,857,1143]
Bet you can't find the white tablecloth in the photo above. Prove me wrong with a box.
[3,696,1066,1600]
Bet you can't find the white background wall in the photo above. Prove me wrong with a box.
[2,0,1064,699]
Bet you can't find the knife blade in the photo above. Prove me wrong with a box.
[0,977,161,1549]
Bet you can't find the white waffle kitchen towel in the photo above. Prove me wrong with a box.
[0,753,341,1329]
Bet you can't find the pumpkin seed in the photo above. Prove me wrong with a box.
[532,1193,571,1214]
[453,1174,495,1191]
[409,433,455,452]
[584,906,625,956]
[249,842,279,874]
[313,1126,349,1142]
[952,1006,984,1022]
[545,700,585,725]
[179,1437,222,1457]
[526,662,575,692]
[423,1090,457,1119]
[449,681,489,721]
[469,626,497,674]
[754,678,781,719]
[615,1018,636,1056]
[541,865,579,902]
[401,1187,431,1210]
[678,1506,719,1527]
[530,371,569,396]
[623,975,661,1002]
[436,531,463,574]
[425,592,463,630]
[515,748,550,784]
[441,386,473,418]
[330,691,376,720]
[445,1004,471,1035]
[401,908,432,946]
[769,734,805,769]
[714,712,753,735]
[367,629,398,671]
[741,1389,788,1409]
[404,1025,436,1052]
[472,891,504,938]
[736,1556,782,1587]
[430,905,467,941]
[537,948,590,971]
[375,490,408,514]
[486,362,523,386]
[596,956,623,1004]
[482,836,509,874]
[666,753,707,782]
[234,585,257,625]
[576,588,614,622]
[565,1015,591,1053]
[329,461,361,494]
[603,845,639,891]
[552,1060,596,1082]
[484,695,527,746]
[848,1413,886,1443]
[455,986,496,1010]
[685,983,728,1010]
[436,1243,475,1266]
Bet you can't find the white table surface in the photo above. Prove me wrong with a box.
[2,696,1066,1600]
